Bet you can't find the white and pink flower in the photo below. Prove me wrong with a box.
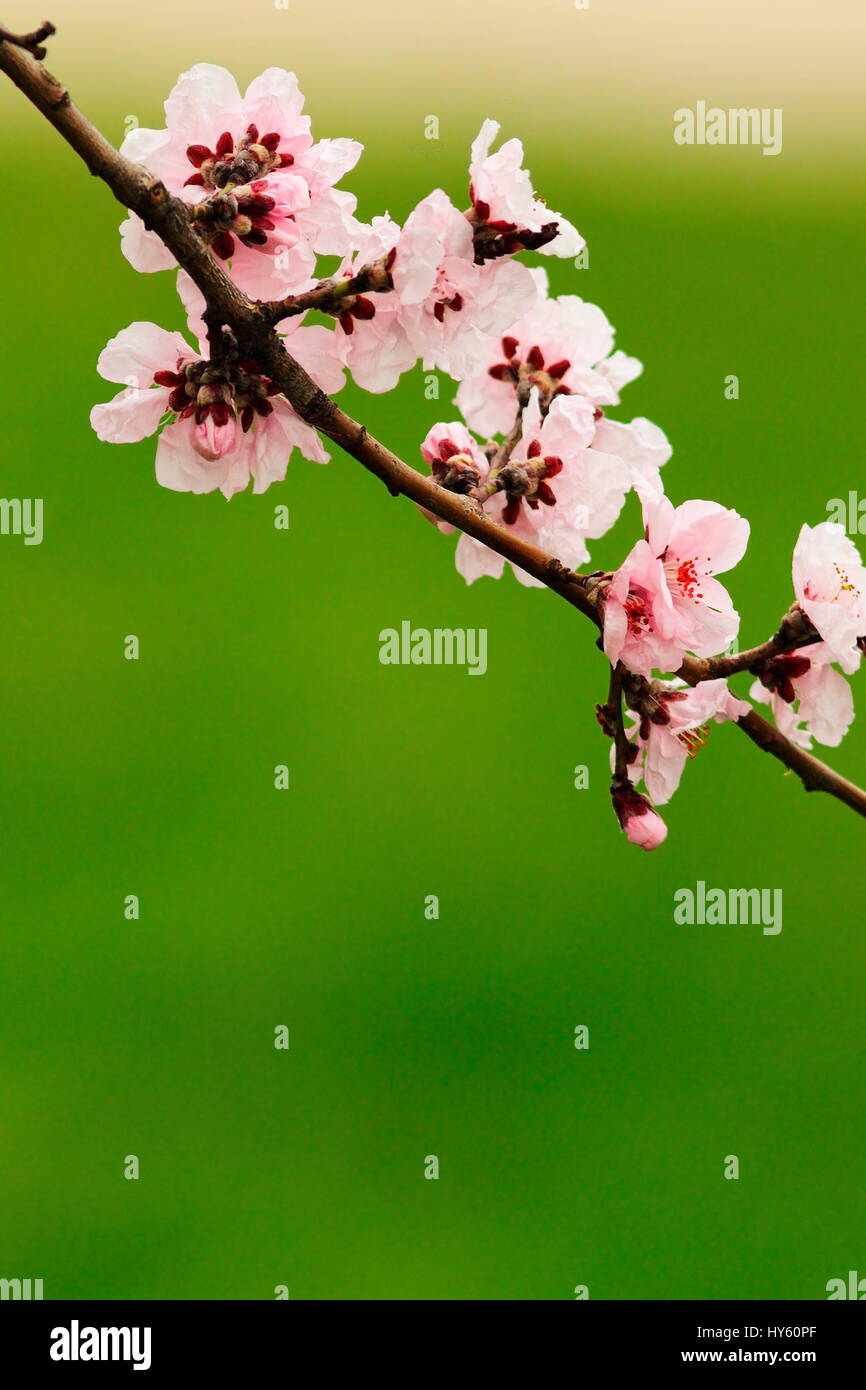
[469,120,584,261]
[750,643,855,749]
[604,497,750,675]
[393,189,538,380]
[118,64,362,298]
[330,217,417,394]
[90,321,330,498]
[792,522,866,674]
[456,271,643,436]
[621,677,751,805]
[422,391,631,586]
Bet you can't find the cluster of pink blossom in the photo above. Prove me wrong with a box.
[89,64,866,847]
[92,64,588,497]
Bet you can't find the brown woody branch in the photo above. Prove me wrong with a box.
[2,25,865,821]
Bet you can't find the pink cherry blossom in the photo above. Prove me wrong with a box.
[611,781,668,850]
[469,121,584,260]
[90,321,328,498]
[792,522,866,674]
[750,643,855,749]
[392,189,539,380]
[621,678,751,804]
[604,498,749,675]
[331,217,417,393]
[118,65,361,298]
[456,270,644,437]
[424,391,631,587]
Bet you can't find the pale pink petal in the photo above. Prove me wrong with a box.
[119,214,178,274]
[455,533,506,584]
[669,500,750,577]
[242,68,310,149]
[164,63,244,143]
[90,388,169,443]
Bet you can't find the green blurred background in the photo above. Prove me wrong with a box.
[1,0,864,1299]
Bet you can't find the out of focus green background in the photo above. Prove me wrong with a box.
[1,0,864,1299]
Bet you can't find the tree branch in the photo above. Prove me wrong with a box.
[3,26,865,822]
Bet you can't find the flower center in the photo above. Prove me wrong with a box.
[487,340,595,414]
[154,356,278,435]
[498,439,563,525]
[430,268,464,323]
[624,585,654,636]
[429,438,481,493]
[676,724,710,758]
[190,179,281,261]
[185,124,294,192]
[468,195,559,263]
[832,562,860,600]
[664,555,708,602]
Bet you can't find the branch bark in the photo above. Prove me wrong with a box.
[3,26,865,821]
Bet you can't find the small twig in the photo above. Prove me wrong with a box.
[0,19,54,59]
[607,663,631,780]
[685,605,821,681]
[260,256,394,325]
